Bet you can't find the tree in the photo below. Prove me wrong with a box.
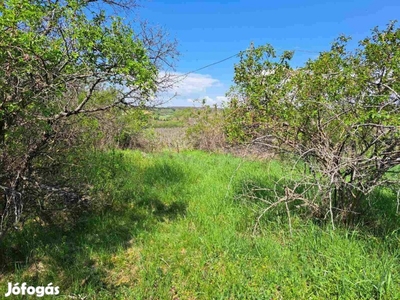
[225,43,294,143]
[0,0,177,238]
[227,22,400,225]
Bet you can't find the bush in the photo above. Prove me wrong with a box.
[0,0,177,238]
[186,101,226,151]
[226,22,400,224]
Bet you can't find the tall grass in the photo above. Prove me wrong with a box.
[1,150,399,299]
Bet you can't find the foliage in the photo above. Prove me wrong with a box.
[0,0,177,237]
[80,106,151,150]
[226,22,400,222]
[225,43,294,143]
[185,99,226,151]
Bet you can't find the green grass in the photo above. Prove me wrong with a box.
[1,150,400,299]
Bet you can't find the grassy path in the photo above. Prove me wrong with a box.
[1,150,399,299]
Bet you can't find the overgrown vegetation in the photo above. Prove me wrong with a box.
[1,0,399,297]
[0,0,177,238]
[186,103,226,151]
[1,151,399,298]
[226,22,400,224]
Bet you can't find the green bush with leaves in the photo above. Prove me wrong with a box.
[0,0,177,238]
[226,22,400,223]
[225,43,294,143]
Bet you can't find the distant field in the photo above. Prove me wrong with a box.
[1,150,399,299]
[149,107,197,128]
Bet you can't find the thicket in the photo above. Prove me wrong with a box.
[186,101,226,151]
[226,22,400,225]
[0,0,177,238]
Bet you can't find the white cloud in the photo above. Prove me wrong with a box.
[168,72,220,96]
[186,95,228,107]
[203,96,215,104]
[157,71,228,107]
[215,96,228,104]
[186,97,211,105]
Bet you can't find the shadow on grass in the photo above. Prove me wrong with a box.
[0,151,188,296]
[359,187,400,237]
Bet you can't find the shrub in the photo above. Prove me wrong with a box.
[227,22,400,224]
[186,101,226,151]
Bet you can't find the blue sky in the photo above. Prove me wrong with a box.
[138,0,400,106]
